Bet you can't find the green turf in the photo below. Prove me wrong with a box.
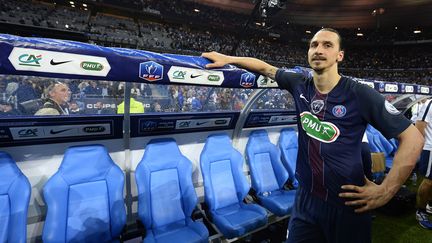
[372,210,432,243]
[372,177,432,243]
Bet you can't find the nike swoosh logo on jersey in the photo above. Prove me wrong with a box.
[300,94,309,103]
[50,60,72,65]
[190,74,203,78]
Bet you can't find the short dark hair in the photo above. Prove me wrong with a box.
[316,28,344,51]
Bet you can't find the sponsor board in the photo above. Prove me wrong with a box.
[167,66,224,86]
[8,47,110,77]
[359,81,375,89]
[405,85,414,93]
[175,118,231,129]
[257,75,279,88]
[268,115,296,124]
[384,84,398,93]
[139,61,163,82]
[420,86,430,94]
[9,123,111,140]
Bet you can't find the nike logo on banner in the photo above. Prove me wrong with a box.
[300,94,309,103]
[190,74,203,78]
[50,128,72,134]
[196,121,208,126]
[50,60,72,65]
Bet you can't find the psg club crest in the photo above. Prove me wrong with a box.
[139,61,163,82]
[240,72,256,88]
[332,105,347,118]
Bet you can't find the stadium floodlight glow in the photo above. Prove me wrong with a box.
[193,8,200,13]
[357,33,364,36]
[84,8,88,11]
[71,4,75,7]
[305,30,311,34]
[65,24,69,28]
[69,1,74,4]
[395,26,398,29]
[83,3,87,7]
[414,30,421,34]
[256,22,262,26]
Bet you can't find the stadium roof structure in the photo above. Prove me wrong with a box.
[196,0,432,28]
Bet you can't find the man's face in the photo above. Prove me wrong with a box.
[50,84,70,105]
[308,30,344,73]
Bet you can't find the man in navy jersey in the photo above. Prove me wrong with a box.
[202,28,423,242]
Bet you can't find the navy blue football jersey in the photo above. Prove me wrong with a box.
[276,69,411,208]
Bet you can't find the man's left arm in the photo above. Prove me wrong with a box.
[339,84,424,213]
[340,125,423,212]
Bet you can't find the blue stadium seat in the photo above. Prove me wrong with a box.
[246,130,296,216]
[135,139,208,243]
[200,134,267,239]
[42,145,126,243]
[0,152,31,243]
[278,128,299,188]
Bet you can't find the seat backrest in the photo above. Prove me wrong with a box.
[0,152,31,243]
[200,134,249,211]
[42,145,126,243]
[367,126,394,157]
[246,130,289,194]
[278,128,298,183]
[135,139,197,230]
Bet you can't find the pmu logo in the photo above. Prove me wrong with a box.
[18,54,42,67]
[240,72,256,88]
[83,126,106,133]
[139,61,163,82]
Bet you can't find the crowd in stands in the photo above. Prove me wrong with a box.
[0,0,431,116]
[0,74,294,116]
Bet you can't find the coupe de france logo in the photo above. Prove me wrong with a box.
[240,72,256,88]
[139,61,163,82]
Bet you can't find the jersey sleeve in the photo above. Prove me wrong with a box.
[275,68,305,94]
[417,101,432,123]
[356,84,411,139]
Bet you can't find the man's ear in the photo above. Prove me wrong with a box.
[337,50,344,62]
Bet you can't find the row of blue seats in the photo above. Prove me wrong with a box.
[0,128,299,243]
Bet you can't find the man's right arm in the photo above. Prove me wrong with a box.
[201,51,278,79]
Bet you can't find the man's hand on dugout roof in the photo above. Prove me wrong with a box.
[339,176,392,213]
[201,51,232,68]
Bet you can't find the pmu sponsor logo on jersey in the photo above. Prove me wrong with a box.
[18,54,42,67]
[257,75,279,88]
[167,66,224,86]
[139,61,163,82]
[240,72,256,88]
[384,84,398,93]
[8,47,111,77]
[300,112,340,143]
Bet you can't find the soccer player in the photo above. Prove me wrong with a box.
[202,28,423,242]
[415,98,432,229]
